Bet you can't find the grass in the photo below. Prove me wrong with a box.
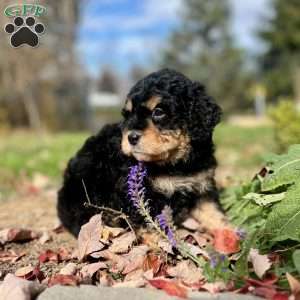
[0,124,276,187]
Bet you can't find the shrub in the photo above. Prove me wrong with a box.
[268,99,300,151]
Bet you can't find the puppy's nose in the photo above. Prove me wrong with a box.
[128,131,141,146]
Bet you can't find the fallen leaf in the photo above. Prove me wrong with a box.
[0,250,25,263]
[38,250,59,263]
[0,228,39,244]
[149,279,188,298]
[251,286,277,299]
[286,272,300,295]
[57,247,71,261]
[272,293,290,300]
[158,239,174,254]
[143,253,162,275]
[77,214,105,261]
[109,231,136,254]
[39,231,52,244]
[201,281,227,293]
[91,250,127,271]
[80,262,107,278]
[101,226,124,241]
[182,218,201,230]
[124,269,144,281]
[15,266,34,279]
[122,245,149,274]
[0,274,45,300]
[48,274,79,287]
[113,279,145,288]
[249,248,272,279]
[212,228,240,254]
[167,260,203,285]
[59,263,78,276]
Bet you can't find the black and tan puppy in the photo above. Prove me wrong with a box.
[57,69,228,237]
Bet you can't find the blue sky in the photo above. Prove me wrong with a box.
[77,0,271,77]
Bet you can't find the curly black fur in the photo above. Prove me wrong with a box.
[57,69,222,236]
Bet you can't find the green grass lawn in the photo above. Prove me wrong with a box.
[0,124,276,187]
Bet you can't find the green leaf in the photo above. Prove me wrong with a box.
[292,249,300,274]
[262,144,300,192]
[243,192,285,206]
[264,182,300,242]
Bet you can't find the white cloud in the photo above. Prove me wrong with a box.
[81,0,181,32]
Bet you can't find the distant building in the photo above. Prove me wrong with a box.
[87,90,122,131]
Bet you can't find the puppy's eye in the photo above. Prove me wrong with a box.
[152,108,166,122]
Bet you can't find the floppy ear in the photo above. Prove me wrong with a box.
[187,81,222,141]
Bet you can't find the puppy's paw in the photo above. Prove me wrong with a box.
[191,200,232,233]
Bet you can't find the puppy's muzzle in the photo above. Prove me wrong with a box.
[128,131,141,146]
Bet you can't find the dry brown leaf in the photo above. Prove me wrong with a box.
[101,226,124,241]
[48,274,79,287]
[39,231,52,244]
[0,274,45,300]
[80,262,107,278]
[182,218,201,230]
[0,228,39,244]
[124,268,144,282]
[249,248,272,279]
[167,260,203,285]
[122,245,149,274]
[158,239,174,254]
[15,266,34,278]
[142,253,162,275]
[201,281,227,293]
[92,250,127,271]
[113,279,145,288]
[39,249,59,263]
[149,278,188,298]
[286,272,300,295]
[59,263,78,276]
[77,214,105,261]
[109,231,136,254]
[0,250,25,263]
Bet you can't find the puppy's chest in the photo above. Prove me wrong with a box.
[150,169,214,197]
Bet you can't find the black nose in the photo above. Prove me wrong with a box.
[128,131,141,146]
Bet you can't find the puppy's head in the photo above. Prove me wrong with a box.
[121,68,221,164]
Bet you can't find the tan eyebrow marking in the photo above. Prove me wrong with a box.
[144,96,161,111]
[124,98,133,111]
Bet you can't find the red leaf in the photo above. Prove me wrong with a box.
[149,279,188,298]
[143,253,162,275]
[39,250,59,263]
[48,274,79,287]
[246,274,278,287]
[272,293,290,300]
[212,228,240,254]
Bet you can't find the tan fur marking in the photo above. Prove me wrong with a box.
[124,99,133,111]
[191,201,231,231]
[121,120,190,163]
[144,96,161,110]
[121,130,131,156]
[151,169,215,197]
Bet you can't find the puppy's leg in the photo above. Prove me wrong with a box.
[191,200,231,232]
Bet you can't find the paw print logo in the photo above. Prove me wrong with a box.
[4,16,45,48]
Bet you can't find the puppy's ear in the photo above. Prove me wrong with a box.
[187,81,222,140]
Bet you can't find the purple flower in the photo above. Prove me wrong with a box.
[156,207,177,247]
[210,255,218,268]
[127,163,147,208]
[236,228,247,240]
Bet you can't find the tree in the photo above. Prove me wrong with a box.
[97,67,119,93]
[259,0,300,106]
[160,0,250,113]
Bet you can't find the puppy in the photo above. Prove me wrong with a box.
[57,69,228,237]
